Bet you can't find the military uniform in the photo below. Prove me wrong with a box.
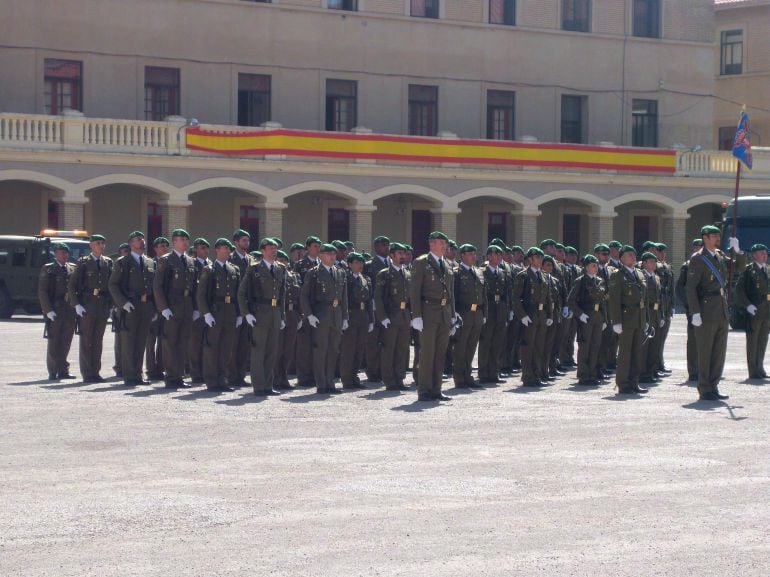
[145,254,164,380]
[512,267,552,386]
[67,254,113,381]
[639,268,662,383]
[734,260,770,378]
[339,270,373,388]
[227,250,255,385]
[675,258,698,380]
[504,262,525,372]
[655,260,675,373]
[375,264,412,390]
[568,273,607,384]
[39,260,77,378]
[478,265,510,383]
[608,265,647,393]
[364,254,390,382]
[188,256,211,382]
[275,266,302,388]
[108,253,156,385]
[548,261,569,372]
[597,262,618,372]
[452,263,485,388]
[294,254,320,386]
[559,262,581,367]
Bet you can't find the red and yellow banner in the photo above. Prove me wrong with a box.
[186,128,676,174]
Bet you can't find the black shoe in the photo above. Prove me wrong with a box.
[539,379,552,386]
[417,393,435,401]
[545,375,557,382]
[659,367,672,374]
[434,393,452,401]
[699,392,719,401]
[714,391,729,400]
[48,373,59,381]
[275,382,294,390]
[137,378,151,385]
[343,383,366,390]
[328,388,343,394]
[216,385,235,392]
[83,375,105,384]
[617,387,638,395]
[267,388,281,396]
[633,385,649,394]
[467,380,484,389]
[639,377,656,384]
[58,373,77,379]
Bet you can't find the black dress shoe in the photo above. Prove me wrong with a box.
[633,385,649,394]
[545,375,557,382]
[267,388,281,395]
[328,388,343,394]
[617,387,638,395]
[58,373,77,379]
[659,367,672,374]
[417,393,435,401]
[213,385,235,392]
[494,378,506,384]
[714,391,729,400]
[434,393,452,401]
[699,392,719,401]
[467,381,484,389]
[137,378,151,385]
[83,375,104,384]
[48,373,59,381]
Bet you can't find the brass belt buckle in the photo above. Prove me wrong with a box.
[360,302,365,311]
[494,295,500,303]
[271,298,278,307]
[224,295,231,304]
[288,303,294,311]
[470,303,478,312]
[538,303,544,311]
[140,294,147,303]
[440,298,447,306]
[93,288,100,296]
[653,303,659,311]
[332,299,339,308]
[594,304,600,312]
[399,301,406,310]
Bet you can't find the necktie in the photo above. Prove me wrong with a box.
[438,259,444,274]
[269,264,275,278]
[96,258,101,271]
[400,268,405,280]
[536,270,542,283]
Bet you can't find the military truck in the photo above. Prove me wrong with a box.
[0,230,91,318]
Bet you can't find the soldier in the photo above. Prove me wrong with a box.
[608,240,622,269]
[188,238,211,384]
[332,240,349,269]
[197,238,240,392]
[568,254,607,386]
[294,235,322,387]
[153,229,196,389]
[39,242,77,380]
[108,231,156,387]
[560,246,582,368]
[145,236,168,381]
[638,251,663,385]
[541,255,564,381]
[654,243,675,377]
[240,237,286,396]
[442,240,460,376]
[112,242,130,378]
[375,243,412,392]
[676,238,704,382]
[227,229,255,387]
[275,250,301,389]
[541,240,570,375]
[364,235,391,384]
[478,245,511,384]
[67,234,113,383]
[733,243,770,380]
[595,243,618,377]
[452,244,485,389]
[506,245,526,373]
[608,245,648,395]
[512,247,553,387]
[339,252,373,390]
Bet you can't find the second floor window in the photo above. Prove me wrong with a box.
[238,73,271,127]
[412,0,439,19]
[44,59,82,115]
[328,0,357,10]
[720,30,743,75]
[408,84,438,136]
[561,95,586,144]
[562,0,590,32]
[145,66,180,121]
[487,90,515,140]
[632,99,658,148]
[326,79,357,132]
[633,0,660,39]
[489,0,515,25]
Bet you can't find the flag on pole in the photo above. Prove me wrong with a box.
[732,111,753,169]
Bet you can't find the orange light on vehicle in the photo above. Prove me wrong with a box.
[39,229,89,237]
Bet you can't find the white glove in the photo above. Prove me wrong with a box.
[508,311,514,322]
[659,318,666,328]
[453,312,461,322]
[192,310,201,321]
[368,323,374,333]
[691,313,703,327]
[449,326,457,337]
[728,236,742,254]
[297,319,303,330]
[46,311,57,321]
[246,314,256,327]
[280,319,286,330]
[520,315,532,327]
[546,318,554,327]
[482,317,487,325]
[602,323,607,331]
[411,317,424,332]
[381,318,391,329]
[123,302,135,313]
[613,323,623,334]
[161,308,173,320]
[308,315,320,328]
[75,304,86,317]
[342,319,349,331]
[151,313,158,322]
[561,306,570,318]
[644,323,650,333]
[236,316,243,328]
[747,304,757,316]
[579,313,589,323]
[204,313,215,327]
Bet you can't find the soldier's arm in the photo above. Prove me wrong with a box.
[237,267,251,317]
[340,272,349,322]
[197,268,212,316]
[374,271,388,323]
[279,268,287,321]
[38,266,53,314]
[66,260,84,308]
[685,258,703,316]
[409,262,424,319]
[511,272,526,320]
[675,263,688,310]
[733,267,751,309]
[152,257,169,312]
[567,277,585,318]
[608,272,622,325]
[300,272,314,317]
[108,258,128,308]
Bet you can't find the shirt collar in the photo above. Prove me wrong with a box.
[216,260,227,267]
[263,258,274,267]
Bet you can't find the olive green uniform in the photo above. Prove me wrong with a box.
[145,256,163,380]
[568,274,607,383]
[364,255,389,382]
[39,260,77,378]
[504,262,524,372]
[452,264,486,387]
[545,270,564,374]
[188,257,210,382]
[228,250,256,385]
[375,265,412,390]
[675,259,698,380]
[734,261,770,378]
[598,264,618,371]
[655,262,674,371]
[197,261,240,389]
[608,266,646,392]
[275,267,301,388]
[67,254,113,380]
[559,262,581,366]
[639,270,662,382]
[479,265,510,382]
[512,268,552,385]
[294,255,320,386]
[340,271,373,388]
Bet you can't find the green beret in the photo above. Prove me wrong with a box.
[344,241,354,250]
[277,250,289,260]
[289,243,304,252]
[153,236,169,247]
[539,239,557,248]
[118,243,130,250]
[171,228,190,239]
[511,245,524,254]
[362,252,372,260]
[305,235,322,247]
[259,237,279,249]
[582,254,599,265]
[404,244,413,252]
[486,245,503,255]
[429,231,449,242]
[193,237,210,248]
[128,231,144,240]
[233,229,250,240]
[89,234,106,242]
[527,247,544,258]
[692,238,703,247]
[389,242,407,252]
[565,246,578,255]
[593,243,610,253]
[554,243,565,251]
[503,246,513,253]
[448,240,458,250]
[373,236,391,245]
[346,252,365,264]
[542,255,555,265]
[53,242,70,252]
[608,240,622,249]
[656,243,668,251]
[250,251,262,258]
[750,243,768,253]
[640,251,658,262]
[332,240,346,250]
[320,243,337,253]
[272,237,283,248]
[619,244,637,257]
[458,243,477,254]
[700,225,721,236]
[215,238,234,249]
[489,238,506,249]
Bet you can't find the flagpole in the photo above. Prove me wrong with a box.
[728,158,741,304]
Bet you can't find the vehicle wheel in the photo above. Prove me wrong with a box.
[0,286,14,319]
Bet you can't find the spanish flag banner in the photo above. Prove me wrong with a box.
[186,128,676,174]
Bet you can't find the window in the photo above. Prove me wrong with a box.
[489,0,515,25]
[487,90,515,140]
[144,67,180,121]
[562,214,581,252]
[487,213,507,244]
[719,126,735,151]
[238,74,271,127]
[632,99,658,147]
[44,59,82,115]
[633,0,660,38]
[562,0,590,32]
[325,79,357,132]
[329,0,357,10]
[561,95,586,144]
[408,85,438,136]
[240,205,260,243]
[411,210,432,256]
[47,201,59,229]
[0,251,8,265]
[633,216,653,252]
[12,248,28,267]
[327,208,350,242]
[411,0,439,19]
[720,30,743,75]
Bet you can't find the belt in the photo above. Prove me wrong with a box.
[213,295,235,304]
[457,303,481,312]
[253,298,280,307]
[423,297,449,306]
[702,290,724,297]
[88,289,110,297]
[315,299,341,308]
[578,303,602,312]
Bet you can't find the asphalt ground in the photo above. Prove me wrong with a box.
[1,315,768,577]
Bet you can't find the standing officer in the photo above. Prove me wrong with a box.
[505,246,526,373]
[145,236,168,381]
[595,243,618,377]
[478,245,511,384]
[154,229,196,389]
[294,235,322,387]
[364,235,391,384]
[560,246,582,368]
[289,242,305,266]
[541,255,563,381]
[653,243,674,377]
[197,238,240,392]
[410,231,457,402]
[301,243,348,394]
[112,242,130,378]
[188,238,211,384]
[339,252,373,390]
[676,238,703,381]
[608,245,648,395]
[512,247,553,387]
[452,244,485,389]
[39,242,77,380]
[734,243,770,380]
[686,226,744,401]
[638,251,662,385]
[568,254,607,386]
[67,234,112,383]
[108,231,156,387]
[275,250,301,389]
[375,242,412,392]
[240,237,286,396]
[227,229,255,387]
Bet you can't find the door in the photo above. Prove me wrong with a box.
[411,210,432,256]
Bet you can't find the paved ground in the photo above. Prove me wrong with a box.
[1,315,768,577]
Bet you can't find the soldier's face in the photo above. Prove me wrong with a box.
[349,260,363,274]
[566,254,577,264]
[391,249,405,265]
[235,237,250,253]
[319,252,336,267]
[460,252,476,266]
[446,247,457,260]
[703,233,720,251]
[290,249,303,262]
[643,259,657,273]
[277,257,289,266]
[195,245,209,260]
[621,252,637,267]
[503,253,513,263]
[307,243,321,258]
[487,252,502,267]
[262,245,278,261]
[90,240,105,257]
[542,261,553,274]
[375,242,390,257]
[512,252,524,264]
[610,247,620,259]
[129,237,145,253]
[172,237,189,254]
[155,243,170,256]
[754,250,768,265]
[596,251,609,265]
[54,249,69,264]
[429,239,447,255]
[585,262,598,276]
[557,249,566,261]
[119,248,130,257]
[215,246,231,262]
[530,255,543,268]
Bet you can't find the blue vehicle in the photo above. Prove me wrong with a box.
[721,195,770,253]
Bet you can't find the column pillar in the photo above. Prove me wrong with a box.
[159,200,191,236]
[662,213,690,280]
[57,196,88,231]
[350,203,376,253]
[511,209,540,250]
[261,203,288,242]
[430,208,460,241]
[588,210,617,251]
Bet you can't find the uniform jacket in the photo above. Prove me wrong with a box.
[346,272,374,327]
[108,253,156,309]
[154,251,197,314]
[483,265,510,323]
[608,266,647,328]
[39,260,76,314]
[294,255,320,283]
[734,262,770,319]
[196,261,240,317]
[237,260,286,324]
[454,264,486,319]
[409,253,455,324]
[284,268,302,317]
[567,274,607,322]
[512,267,552,321]
[300,264,348,329]
[375,265,411,326]
[685,249,734,322]
[67,254,113,314]
[192,258,211,313]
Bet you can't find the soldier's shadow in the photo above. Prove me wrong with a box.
[175,389,225,401]
[566,382,600,392]
[8,378,57,387]
[507,385,546,394]
[361,390,403,401]
[216,394,269,406]
[390,400,441,412]
[445,387,474,395]
[281,392,332,403]
[602,394,645,401]
[674,380,697,387]
[124,386,177,397]
[681,401,747,420]
[741,378,768,386]
[41,381,89,390]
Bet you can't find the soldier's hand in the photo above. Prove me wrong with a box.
[612,323,623,334]
[482,317,487,325]
[75,304,86,317]
[246,314,256,327]
[728,236,742,254]
[236,316,243,328]
[546,318,554,327]
[659,318,665,328]
[161,308,173,320]
[368,323,374,333]
[192,310,201,321]
[602,323,607,331]
[508,311,514,322]
[123,302,135,313]
[411,317,423,332]
[579,313,589,323]
[204,313,215,327]
[151,314,158,322]
[46,311,57,321]
[520,316,532,327]
[342,319,349,331]
[449,326,457,337]
[747,304,758,316]
[381,318,391,329]
[297,319,303,330]
[280,319,286,330]
[308,315,320,328]
[691,313,703,327]
[561,306,571,319]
